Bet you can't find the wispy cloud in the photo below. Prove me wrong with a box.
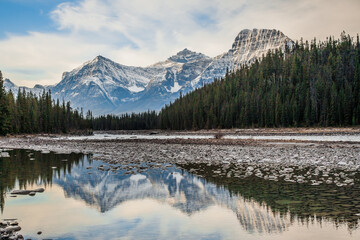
[0,0,359,87]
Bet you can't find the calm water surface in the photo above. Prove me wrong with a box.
[0,149,359,239]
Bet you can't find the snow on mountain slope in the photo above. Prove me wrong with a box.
[51,55,164,114]
[231,29,293,68]
[111,48,213,113]
[189,29,294,89]
[4,78,48,97]
[148,48,212,87]
[4,29,294,115]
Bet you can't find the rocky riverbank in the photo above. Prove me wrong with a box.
[0,220,23,240]
[0,130,360,188]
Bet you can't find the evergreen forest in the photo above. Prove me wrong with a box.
[94,33,360,130]
[0,71,92,135]
[1,32,360,134]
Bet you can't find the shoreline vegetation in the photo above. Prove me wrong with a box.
[1,32,360,136]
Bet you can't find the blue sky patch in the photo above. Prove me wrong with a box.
[192,11,217,28]
[0,0,77,38]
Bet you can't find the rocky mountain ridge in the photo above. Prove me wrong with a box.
[4,29,294,115]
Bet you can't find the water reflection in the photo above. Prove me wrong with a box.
[177,162,360,230]
[0,149,359,239]
[55,160,289,234]
[0,149,87,213]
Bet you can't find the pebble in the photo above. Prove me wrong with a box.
[0,220,23,240]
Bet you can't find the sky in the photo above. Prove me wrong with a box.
[0,0,360,87]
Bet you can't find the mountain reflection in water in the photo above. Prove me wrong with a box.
[56,160,288,234]
[0,149,359,240]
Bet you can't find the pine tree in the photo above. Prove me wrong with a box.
[0,71,10,135]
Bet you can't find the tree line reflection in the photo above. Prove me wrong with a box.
[177,162,360,230]
[0,149,89,212]
[1,150,359,232]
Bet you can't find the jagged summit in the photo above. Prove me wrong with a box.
[232,29,292,51]
[149,48,209,68]
[3,78,45,96]
[229,28,294,67]
[33,84,45,89]
[168,48,210,63]
[61,55,115,79]
[91,55,111,63]
[175,48,193,55]
[4,78,15,88]
[84,55,115,68]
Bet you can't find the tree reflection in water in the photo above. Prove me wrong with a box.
[0,149,89,213]
[0,149,359,235]
[177,162,360,231]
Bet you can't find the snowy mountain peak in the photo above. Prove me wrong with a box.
[168,48,210,63]
[229,28,294,68]
[3,78,46,96]
[95,55,106,60]
[33,84,45,89]
[67,54,124,80]
[85,55,115,69]
[174,48,194,57]
[4,78,15,88]
[5,28,294,115]
[91,55,111,64]
[231,28,293,52]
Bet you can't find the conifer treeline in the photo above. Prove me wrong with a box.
[92,111,158,130]
[0,71,92,135]
[2,32,360,133]
[93,32,360,130]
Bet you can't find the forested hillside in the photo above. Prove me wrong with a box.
[0,71,92,135]
[2,32,360,133]
[157,33,360,129]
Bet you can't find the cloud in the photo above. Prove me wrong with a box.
[1,0,359,87]
[50,0,241,52]
[0,31,111,86]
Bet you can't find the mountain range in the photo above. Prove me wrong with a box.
[4,29,294,115]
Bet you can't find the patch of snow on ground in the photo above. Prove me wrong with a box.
[55,134,214,140]
[51,133,360,142]
[225,135,360,142]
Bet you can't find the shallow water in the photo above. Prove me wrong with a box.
[0,149,359,239]
[56,133,360,142]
